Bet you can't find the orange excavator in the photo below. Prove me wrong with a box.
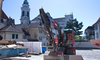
[39,8,83,60]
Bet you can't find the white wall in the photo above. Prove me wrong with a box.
[94,23,100,40]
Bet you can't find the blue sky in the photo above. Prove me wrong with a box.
[2,0,100,35]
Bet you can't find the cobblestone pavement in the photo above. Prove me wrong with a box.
[76,49,100,60]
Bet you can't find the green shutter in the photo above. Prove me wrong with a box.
[16,34,18,39]
[12,34,15,39]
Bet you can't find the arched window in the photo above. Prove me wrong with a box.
[27,11,29,17]
[22,11,24,16]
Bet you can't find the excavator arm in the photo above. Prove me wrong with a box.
[39,8,63,46]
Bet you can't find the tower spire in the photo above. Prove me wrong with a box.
[23,0,28,5]
[20,0,30,24]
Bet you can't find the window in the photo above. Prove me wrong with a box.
[16,34,18,39]
[22,11,24,16]
[12,34,15,39]
[44,32,46,35]
[61,24,64,25]
[39,37,42,40]
[95,24,98,30]
[12,34,18,39]
[96,32,98,39]
[27,11,29,17]
[1,18,4,23]
[39,30,42,33]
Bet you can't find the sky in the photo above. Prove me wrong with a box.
[2,0,100,35]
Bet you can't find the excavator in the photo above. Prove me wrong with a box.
[39,8,83,60]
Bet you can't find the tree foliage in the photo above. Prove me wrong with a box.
[75,36,83,41]
[64,19,83,35]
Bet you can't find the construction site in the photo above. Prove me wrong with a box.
[0,0,100,60]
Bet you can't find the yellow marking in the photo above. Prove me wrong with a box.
[42,46,46,47]
[49,27,51,31]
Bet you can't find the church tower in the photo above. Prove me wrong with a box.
[20,0,30,24]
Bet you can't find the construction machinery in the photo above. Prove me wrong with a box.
[39,8,83,60]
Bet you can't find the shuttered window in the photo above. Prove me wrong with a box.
[16,34,18,39]
[12,34,15,39]
[12,34,18,39]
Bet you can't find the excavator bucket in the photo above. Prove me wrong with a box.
[69,55,83,60]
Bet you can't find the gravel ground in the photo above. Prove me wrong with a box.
[1,49,100,60]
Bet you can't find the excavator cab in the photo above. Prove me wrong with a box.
[62,29,76,55]
[63,29,75,47]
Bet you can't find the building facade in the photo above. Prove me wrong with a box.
[52,14,73,35]
[0,25,26,41]
[93,18,100,40]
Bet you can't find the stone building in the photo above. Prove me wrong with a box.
[0,0,27,41]
[15,0,48,43]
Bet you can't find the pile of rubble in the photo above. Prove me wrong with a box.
[0,40,24,48]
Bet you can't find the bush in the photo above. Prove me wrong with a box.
[75,36,83,41]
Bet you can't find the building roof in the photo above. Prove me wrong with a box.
[0,25,22,33]
[93,17,100,26]
[26,22,42,28]
[16,24,29,28]
[1,10,9,20]
[86,26,94,30]
[15,22,42,31]
[31,16,41,21]
[85,26,94,34]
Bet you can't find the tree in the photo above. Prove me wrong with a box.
[64,19,83,35]
[75,36,83,41]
